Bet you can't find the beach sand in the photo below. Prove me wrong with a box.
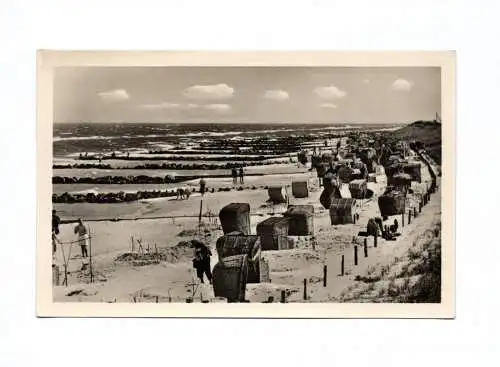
[52,159,440,304]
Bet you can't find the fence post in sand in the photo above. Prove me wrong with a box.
[341,255,345,275]
[280,290,286,303]
[156,296,159,303]
[401,213,405,228]
[198,198,203,226]
[323,265,327,287]
[374,233,378,248]
[353,214,356,224]
[63,264,68,287]
[414,207,417,218]
[408,210,412,225]
[419,201,422,213]
[354,246,358,266]
[363,238,368,258]
[89,230,94,283]
[303,279,307,300]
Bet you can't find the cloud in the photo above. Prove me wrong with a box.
[183,83,234,100]
[314,85,347,100]
[391,78,413,92]
[141,102,180,110]
[263,90,289,101]
[204,104,232,114]
[97,89,130,102]
[320,103,338,109]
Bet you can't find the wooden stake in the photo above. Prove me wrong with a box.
[156,296,159,303]
[353,214,356,224]
[63,264,68,287]
[88,230,94,283]
[363,238,368,258]
[402,212,405,228]
[408,210,412,225]
[354,246,358,266]
[198,198,203,225]
[414,207,417,218]
[374,233,378,248]
[280,290,286,303]
[323,265,327,287]
[341,255,345,276]
[303,279,307,300]
[419,201,422,213]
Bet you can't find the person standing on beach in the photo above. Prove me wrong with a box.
[192,240,213,284]
[231,167,237,185]
[74,219,89,258]
[52,230,60,260]
[52,209,61,235]
[239,167,244,184]
[199,178,206,196]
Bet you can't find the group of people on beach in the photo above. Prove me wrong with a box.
[52,210,90,261]
[231,167,245,185]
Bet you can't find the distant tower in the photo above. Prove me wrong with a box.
[435,112,441,123]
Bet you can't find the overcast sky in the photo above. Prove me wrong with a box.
[54,67,441,124]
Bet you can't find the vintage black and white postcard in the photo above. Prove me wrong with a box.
[37,51,455,318]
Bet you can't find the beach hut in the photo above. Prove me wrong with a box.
[319,186,342,209]
[291,181,309,198]
[215,234,262,283]
[219,203,251,235]
[375,165,385,176]
[256,217,291,251]
[268,186,288,204]
[349,179,367,199]
[403,162,422,182]
[323,171,338,192]
[212,254,249,302]
[378,190,406,216]
[337,165,352,183]
[283,205,314,236]
[329,198,357,225]
[389,173,412,189]
[367,173,377,183]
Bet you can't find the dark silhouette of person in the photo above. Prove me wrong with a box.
[192,240,212,284]
[199,178,206,196]
[231,168,237,184]
[239,167,244,184]
[52,209,60,235]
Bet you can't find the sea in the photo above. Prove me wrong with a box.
[53,122,399,158]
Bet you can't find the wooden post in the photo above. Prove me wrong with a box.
[280,290,286,303]
[374,233,378,248]
[363,238,368,258]
[341,255,345,276]
[354,246,358,265]
[198,198,203,225]
[402,212,405,228]
[63,264,68,287]
[408,210,412,225]
[88,230,94,283]
[419,201,422,213]
[156,296,159,303]
[323,265,327,287]
[303,279,307,300]
[414,207,417,218]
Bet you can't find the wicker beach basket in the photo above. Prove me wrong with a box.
[212,254,249,302]
[283,205,314,236]
[256,216,291,251]
[219,203,251,235]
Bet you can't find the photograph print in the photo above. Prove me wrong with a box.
[38,51,455,317]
